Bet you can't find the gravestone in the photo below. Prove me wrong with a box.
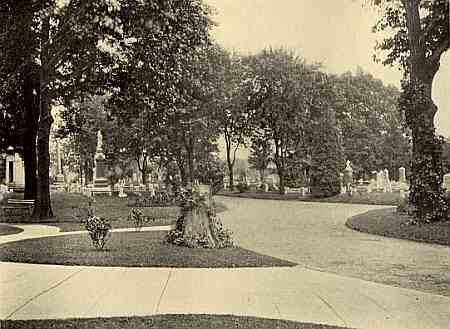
[376,170,384,190]
[339,173,345,194]
[118,180,127,198]
[383,169,392,193]
[443,173,450,190]
[399,167,406,183]
[54,141,65,190]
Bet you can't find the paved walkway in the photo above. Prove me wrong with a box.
[1,200,450,328]
[217,197,450,296]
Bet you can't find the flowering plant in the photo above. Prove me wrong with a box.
[84,215,111,250]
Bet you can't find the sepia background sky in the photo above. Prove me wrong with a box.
[206,0,450,142]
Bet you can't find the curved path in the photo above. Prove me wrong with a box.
[217,197,450,297]
[1,200,450,329]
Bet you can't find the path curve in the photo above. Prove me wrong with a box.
[216,196,450,296]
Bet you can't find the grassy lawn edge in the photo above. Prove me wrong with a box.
[3,314,351,329]
[0,224,24,236]
[346,208,450,246]
[217,191,401,206]
[0,230,297,268]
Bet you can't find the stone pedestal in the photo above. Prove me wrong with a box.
[91,131,111,195]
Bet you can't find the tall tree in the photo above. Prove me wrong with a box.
[372,0,449,221]
[0,1,40,199]
[248,48,318,194]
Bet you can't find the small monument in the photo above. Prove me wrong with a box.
[383,168,392,193]
[343,160,353,195]
[54,141,66,190]
[399,167,406,183]
[339,173,346,194]
[118,179,127,198]
[93,130,111,195]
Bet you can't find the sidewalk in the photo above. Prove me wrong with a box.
[1,225,450,329]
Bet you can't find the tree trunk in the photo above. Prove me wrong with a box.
[182,203,219,248]
[176,158,187,187]
[228,163,234,191]
[23,144,37,199]
[225,136,235,190]
[141,169,147,185]
[402,0,448,221]
[185,138,195,186]
[22,77,38,199]
[33,16,54,220]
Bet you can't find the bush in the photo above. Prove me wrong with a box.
[128,208,154,231]
[310,109,344,198]
[396,197,416,215]
[236,182,249,193]
[83,215,111,250]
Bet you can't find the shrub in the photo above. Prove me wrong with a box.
[236,182,248,193]
[83,215,111,250]
[396,197,416,215]
[310,109,344,198]
[128,208,154,231]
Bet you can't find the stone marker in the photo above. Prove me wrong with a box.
[399,167,406,183]
[383,169,392,193]
[443,173,450,190]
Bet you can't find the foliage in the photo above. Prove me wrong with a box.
[84,215,112,250]
[310,110,344,197]
[128,208,155,232]
[371,0,449,222]
[248,131,272,183]
[236,182,249,193]
[333,69,410,179]
[398,80,449,222]
[247,48,320,194]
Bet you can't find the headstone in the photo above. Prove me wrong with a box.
[399,167,406,183]
[54,141,65,189]
[118,180,127,198]
[376,170,384,190]
[383,169,392,193]
[339,173,345,194]
[443,173,450,190]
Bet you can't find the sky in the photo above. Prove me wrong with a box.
[206,0,450,147]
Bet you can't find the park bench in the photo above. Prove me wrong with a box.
[2,199,35,221]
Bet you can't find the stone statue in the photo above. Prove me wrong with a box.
[96,130,103,152]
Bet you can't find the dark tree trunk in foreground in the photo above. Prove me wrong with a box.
[33,16,54,220]
[402,0,449,222]
[23,70,39,200]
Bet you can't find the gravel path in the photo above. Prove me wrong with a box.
[217,196,450,296]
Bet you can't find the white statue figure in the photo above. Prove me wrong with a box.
[96,130,103,152]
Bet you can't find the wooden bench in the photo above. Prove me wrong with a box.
[2,199,35,220]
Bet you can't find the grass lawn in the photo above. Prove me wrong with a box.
[3,314,350,329]
[346,208,450,246]
[0,224,23,236]
[1,192,227,232]
[218,190,402,206]
[0,230,296,268]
